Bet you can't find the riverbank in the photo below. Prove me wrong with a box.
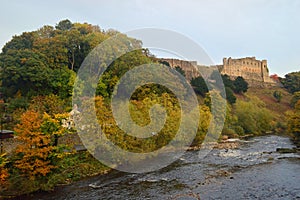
[2,134,298,199]
[1,137,242,198]
[0,152,111,199]
[9,135,299,200]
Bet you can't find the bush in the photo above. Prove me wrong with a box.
[234,98,273,135]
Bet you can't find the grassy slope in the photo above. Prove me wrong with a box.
[237,86,293,122]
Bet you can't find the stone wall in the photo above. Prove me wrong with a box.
[221,57,276,85]
[158,57,276,87]
[159,58,200,80]
[1,138,22,155]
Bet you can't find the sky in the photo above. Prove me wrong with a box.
[0,0,299,76]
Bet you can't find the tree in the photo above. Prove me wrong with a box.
[158,60,170,67]
[2,32,36,53]
[291,91,300,108]
[192,105,211,146]
[0,20,110,99]
[190,76,208,97]
[29,94,65,116]
[36,25,55,39]
[174,66,186,77]
[42,112,71,147]
[233,76,248,94]
[235,98,273,135]
[0,49,52,97]
[273,90,283,102]
[14,110,55,180]
[222,74,234,89]
[270,74,280,82]
[281,71,300,94]
[55,19,73,31]
[287,100,300,139]
[225,87,236,104]
[0,154,9,187]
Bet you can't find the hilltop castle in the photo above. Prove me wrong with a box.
[218,57,275,85]
[159,57,276,87]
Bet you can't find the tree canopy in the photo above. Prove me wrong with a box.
[0,19,151,100]
[281,71,300,94]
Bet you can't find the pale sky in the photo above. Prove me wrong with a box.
[1,0,299,76]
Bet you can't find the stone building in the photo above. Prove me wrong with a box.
[219,57,275,84]
[159,58,200,80]
[159,57,276,87]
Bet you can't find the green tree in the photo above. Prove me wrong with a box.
[273,90,283,102]
[2,32,36,53]
[175,66,186,77]
[29,94,65,116]
[222,74,234,89]
[36,25,55,39]
[281,71,300,94]
[0,20,110,99]
[158,60,170,67]
[225,87,236,104]
[291,91,300,108]
[287,100,300,138]
[235,96,273,135]
[55,19,73,31]
[233,76,248,94]
[190,76,208,97]
[192,105,211,145]
[0,49,52,97]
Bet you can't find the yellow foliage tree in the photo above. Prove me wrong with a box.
[0,153,9,187]
[14,110,55,180]
[42,112,71,147]
[288,100,300,138]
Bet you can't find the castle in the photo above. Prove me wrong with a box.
[159,57,276,86]
[219,57,275,85]
[159,58,200,80]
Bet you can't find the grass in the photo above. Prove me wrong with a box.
[239,87,293,121]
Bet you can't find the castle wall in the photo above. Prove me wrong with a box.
[222,57,264,82]
[159,58,200,80]
[159,57,276,87]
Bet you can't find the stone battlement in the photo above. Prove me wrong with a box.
[159,58,200,80]
[159,57,277,87]
[221,57,275,84]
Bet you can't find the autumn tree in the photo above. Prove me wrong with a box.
[0,153,9,187]
[291,91,300,108]
[42,112,71,147]
[0,19,151,100]
[29,94,65,116]
[287,100,300,139]
[235,97,273,135]
[14,110,55,180]
[270,74,280,82]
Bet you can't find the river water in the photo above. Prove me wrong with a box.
[23,135,300,200]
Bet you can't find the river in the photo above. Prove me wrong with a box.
[18,135,300,200]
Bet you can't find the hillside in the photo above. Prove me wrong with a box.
[0,19,299,196]
[240,87,293,118]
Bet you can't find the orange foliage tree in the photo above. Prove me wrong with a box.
[14,110,55,180]
[0,153,9,187]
